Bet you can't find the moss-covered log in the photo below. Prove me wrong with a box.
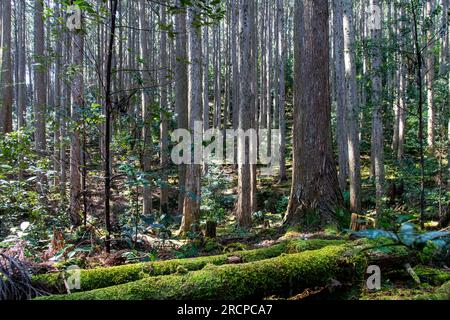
[34,239,344,294]
[37,244,364,300]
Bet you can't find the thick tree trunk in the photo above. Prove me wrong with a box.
[285,0,343,229]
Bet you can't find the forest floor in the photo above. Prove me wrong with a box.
[2,148,450,300]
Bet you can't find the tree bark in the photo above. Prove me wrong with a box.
[139,0,153,217]
[235,0,254,229]
[285,0,343,229]
[332,0,348,192]
[370,0,385,224]
[1,0,13,134]
[426,0,436,152]
[175,0,189,214]
[343,0,361,213]
[69,5,84,227]
[160,1,169,214]
[277,0,287,183]
[17,0,27,129]
[180,6,203,233]
[34,0,47,191]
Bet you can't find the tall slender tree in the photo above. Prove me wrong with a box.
[1,0,13,134]
[160,1,169,214]
[235,0,254,229]
[277,0,287,183]
[333,0,349,191]
[181,5,203,233]
[34,0,47,191]
[370,0,385,224]
[343,0,361,213]
[139,0,153,216]
[69,3,84,227]
[175,0,189,214]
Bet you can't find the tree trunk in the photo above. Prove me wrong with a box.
[285,0,343,229]
[104,0,119,253]
[370,0,385,224]
[180,6,203,233]
[159,2,169,214]
[426,0,436,152]
[69,6,84,227]
[397,16,407,162]
[34,0,47,191]
[1,0,13,134]
[343,0,361,213]
[175,0,189,214]
[235,0,254,229]
[139,0,153,217]
[17,0,27,129]
[277,0,287,183]
[332,0,348,192]
[53,2,62,188]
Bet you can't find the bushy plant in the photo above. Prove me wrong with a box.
[201,165,232,224]
[0,131,49,237]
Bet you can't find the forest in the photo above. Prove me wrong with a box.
[0,0,449,302]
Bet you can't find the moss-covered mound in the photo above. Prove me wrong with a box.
[34,239,345,294]
[414,281,450,300]
[36,244,363,300]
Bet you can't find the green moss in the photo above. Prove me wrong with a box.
[413,266,450,286]
[414,281,450,300]
[363,281,450,300]
[203,238,220,253]
[33,239,344,294]
[223,242,248,253]
[36,244,363,300]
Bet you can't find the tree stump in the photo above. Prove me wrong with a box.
[205,221,217,238]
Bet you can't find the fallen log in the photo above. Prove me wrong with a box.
[36,245,356,300]
[33,239,345,294]
[36,243,413,300]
